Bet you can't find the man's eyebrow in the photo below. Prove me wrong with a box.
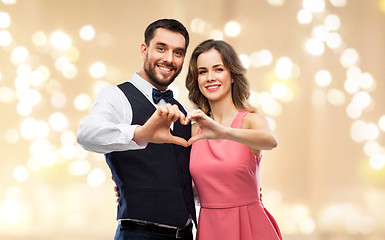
[155,42,167,46]
[155,42,186,53]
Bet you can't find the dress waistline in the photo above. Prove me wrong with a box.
[200,199,261,209]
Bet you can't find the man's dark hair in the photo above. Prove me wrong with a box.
[144,19,190,51]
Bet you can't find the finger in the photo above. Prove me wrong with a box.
[187,109,200,118]
[172,105,189,125]
[114,186,120,196]
[186,109,201,124]
[164,104,176,121]
[184,115,192,125]
[188,111,206,121]
[169,105,182,122]
[158,106,170,118]
[169,136,189,147]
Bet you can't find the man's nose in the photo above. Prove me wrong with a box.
[163,51,174,63]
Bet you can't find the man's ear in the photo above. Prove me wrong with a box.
[140,43,147,60]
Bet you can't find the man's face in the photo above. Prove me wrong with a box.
[141,28,186,90]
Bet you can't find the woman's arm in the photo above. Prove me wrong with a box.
[187,110,277,154]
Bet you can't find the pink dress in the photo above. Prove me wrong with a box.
[190,111,283,240]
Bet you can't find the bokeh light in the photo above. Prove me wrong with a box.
[11,46,29,65]
[324,14,341,31]
[0,1,384,239]
[49,112,68,132]
[74,93,92,111]
[326,89,345,106]
[89,61,107,78]
[250,49,273,67]
[302,0,325,13]
[340,48,359,68]
[32,31,47,46]
[79,25,95,41]
[369,153,385,170]
[267,0,285,6]
[0,11,11,28]
[326,32,342,49]
[208,29,224,40]
[190,18,207,34]
[297,9,312,24]
[13,165,29,182]
[275,57,293,79]
[49,31,72,51]
[379,115,385,132]
[305,38,325,56]
[315,70,332,87]
[239,54,250,69]
[0,30,12,46]
[224,21,241,37]
[330,0,347,7]
[87,168,106,187]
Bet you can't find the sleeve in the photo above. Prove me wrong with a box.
[77,85,147,154]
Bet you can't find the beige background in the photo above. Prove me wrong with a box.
[0,0,384,239]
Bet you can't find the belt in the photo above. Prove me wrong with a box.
[120,220,192,239]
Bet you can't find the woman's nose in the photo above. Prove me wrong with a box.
[207,71,215,82]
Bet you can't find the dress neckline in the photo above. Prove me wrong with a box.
[230,111,248,128]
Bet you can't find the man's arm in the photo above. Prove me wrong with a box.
[77,86,146,154]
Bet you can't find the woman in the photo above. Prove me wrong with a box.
[185,39,283,240]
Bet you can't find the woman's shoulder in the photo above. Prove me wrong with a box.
[241,111,269,129]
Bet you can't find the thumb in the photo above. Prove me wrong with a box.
[169,136,189,147]
[187,135,203,146]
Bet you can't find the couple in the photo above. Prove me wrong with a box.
[77,19,282,240]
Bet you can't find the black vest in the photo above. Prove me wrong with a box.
[105,82,196,227]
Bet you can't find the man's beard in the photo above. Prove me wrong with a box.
[143,57,181,87]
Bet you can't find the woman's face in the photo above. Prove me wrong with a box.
[196,48,233,102]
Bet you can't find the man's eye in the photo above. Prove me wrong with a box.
[158,47,165,51]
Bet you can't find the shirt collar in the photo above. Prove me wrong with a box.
[130,73,162,102]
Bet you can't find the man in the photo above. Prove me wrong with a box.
[77,19,196,240]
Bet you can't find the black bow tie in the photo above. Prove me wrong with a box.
[152,88,174,104]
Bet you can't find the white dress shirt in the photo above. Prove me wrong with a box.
[77,73,173,154]
[78,73,192,228]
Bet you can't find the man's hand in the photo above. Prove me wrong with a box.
[133,104,189,147]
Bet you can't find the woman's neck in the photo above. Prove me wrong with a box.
[209,98,238,126]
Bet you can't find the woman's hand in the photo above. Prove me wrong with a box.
[112,176,119,203]
[186,109,226,145]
